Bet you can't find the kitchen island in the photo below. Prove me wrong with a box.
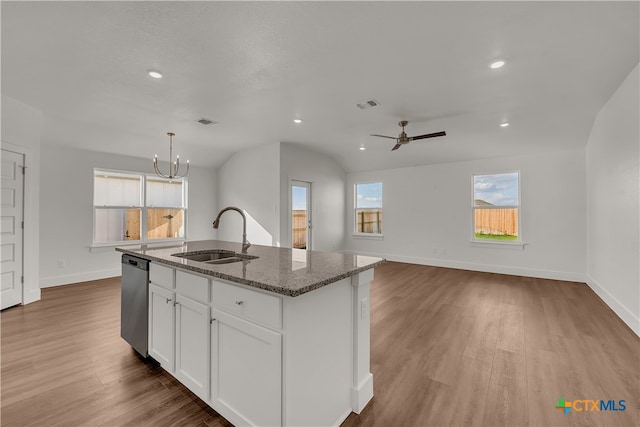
[117,240,384,427]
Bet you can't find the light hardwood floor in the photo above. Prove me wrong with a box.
[1,262,638,426]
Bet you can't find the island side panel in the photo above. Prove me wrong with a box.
[283,277,353,427]
[351,269,374,413]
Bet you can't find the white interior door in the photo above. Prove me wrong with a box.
[291,180,311,250]
[1,149,24,310]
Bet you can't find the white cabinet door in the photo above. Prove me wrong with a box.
[148,283,175,372]
[175,294,210,401]
[211,309,282,427]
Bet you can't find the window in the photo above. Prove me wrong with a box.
[355,182,382,235]
[472,172,519,241]
[93,169,187,245]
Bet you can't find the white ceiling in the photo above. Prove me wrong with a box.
[2,1,638,173]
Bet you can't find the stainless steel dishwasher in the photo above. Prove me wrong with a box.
[121,254,149,357]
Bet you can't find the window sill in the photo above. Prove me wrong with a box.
[89,240,186,253]
[470,240,527,250]
[352,233,384,241]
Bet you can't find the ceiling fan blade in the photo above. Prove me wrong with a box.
[409,131,447,141]
[370,134,398,140]
[391,144,402,151]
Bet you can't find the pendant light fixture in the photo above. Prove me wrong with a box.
[153,132,189,179]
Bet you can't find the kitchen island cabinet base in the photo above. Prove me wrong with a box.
[146,263,374,427]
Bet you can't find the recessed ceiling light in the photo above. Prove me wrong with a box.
[489,60,505,69]
[293,118,303,124]
[148,70,163,79]
[500,122,510,127]
[359,144,366,151]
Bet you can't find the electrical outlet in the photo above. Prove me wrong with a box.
[360,297,369,319]
[58,260,66,268]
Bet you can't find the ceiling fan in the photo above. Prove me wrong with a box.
[370,120,446,151]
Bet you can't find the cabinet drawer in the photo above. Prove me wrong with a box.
[150,263,174,289]
[211,280,282,329]
[176,270,210,304]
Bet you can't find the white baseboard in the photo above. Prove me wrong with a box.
[23,287,41,305]
[344,249,638,337]
[587,275,640,337]
[344,250,586,283]
[333,408,354,427]
[40,268,121,288]
[351,373,374,414]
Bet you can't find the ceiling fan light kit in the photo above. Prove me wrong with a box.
[370,120,446,151]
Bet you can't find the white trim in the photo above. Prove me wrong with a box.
[473,205,518,209]
[350,270,374,416]
[586,275,640,337]
[342,249,585,283]
[333,408,354,427]
[354,181,383,235]
[470,240,526,250]
[352,233,384,240]
[93,168,188,245]
[40,268,121,288]
[89,239,185,252]
[351,373,374,414]
[290,178,312,250]
[471,170,522,242]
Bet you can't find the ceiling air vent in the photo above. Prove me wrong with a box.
[356,99,380,110]
[196,118,218,125]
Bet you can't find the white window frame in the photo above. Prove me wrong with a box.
[92,168,188,247]
[471,170,522,247]
[354,181,383,238]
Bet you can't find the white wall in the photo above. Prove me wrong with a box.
[216,142,345,251]
[216,143,280,247]
[39,144,216,287]
[586,63,640,335]
[280,143,346,251]
[1,95,42,304]
[346,149,587,281]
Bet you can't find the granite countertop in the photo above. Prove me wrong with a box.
[117,240,385,297]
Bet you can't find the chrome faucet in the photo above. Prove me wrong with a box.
[212,206,251,254]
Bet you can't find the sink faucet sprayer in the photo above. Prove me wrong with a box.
[212,206,251,254]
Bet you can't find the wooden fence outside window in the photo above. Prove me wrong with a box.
[356,208,382,234]
[293,207,516,244]
[125,208,184,240]
[474,207,518,236]
[292,210,308,249]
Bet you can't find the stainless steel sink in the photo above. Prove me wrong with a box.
[171,249,258,265]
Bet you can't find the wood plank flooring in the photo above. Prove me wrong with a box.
[1,278,231,427]
[344,263,639,427]
[2,263,638,426]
